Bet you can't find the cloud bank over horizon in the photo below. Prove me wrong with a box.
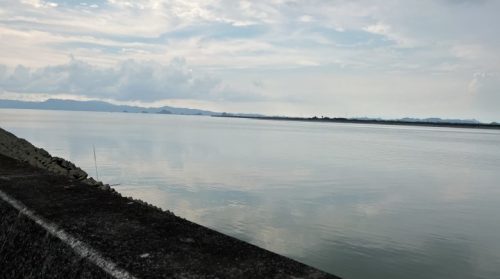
[0,0,499,120]
[0,57,266,102]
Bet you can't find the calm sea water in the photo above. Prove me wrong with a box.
[1,109,500,279]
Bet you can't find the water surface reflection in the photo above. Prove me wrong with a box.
[1,109,500,279]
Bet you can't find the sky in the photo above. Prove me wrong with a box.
[0,0,499,121]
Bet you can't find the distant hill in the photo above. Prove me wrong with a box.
[0,99,219,116]
[1,99,489,126]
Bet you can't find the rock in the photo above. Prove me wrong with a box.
[68,169,88,180]
[60,160,70,169]
[85,177,99,186]
[28,157,38,166]
[0,127,114,194]
[55,168,68,176]
[37,148,50,157]
[99,184,111,191]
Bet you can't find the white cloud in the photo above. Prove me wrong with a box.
[467,72,500,120]
[0,58,264,102]
[298,15,314,23]
[0,0,500,120]
[453,45,484,60]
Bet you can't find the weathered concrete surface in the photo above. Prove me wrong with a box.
[0,196,114,278]
[0,145,340,278]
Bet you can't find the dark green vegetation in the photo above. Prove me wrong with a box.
[0,153,338,278]
[216,114,500,130]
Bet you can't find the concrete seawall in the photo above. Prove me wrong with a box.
[0,127,340,278]
[0,127,112,191]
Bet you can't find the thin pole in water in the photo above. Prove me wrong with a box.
[93,144,99,180]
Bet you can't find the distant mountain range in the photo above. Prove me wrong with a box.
[0,99,220,115]
[1,99,494,126]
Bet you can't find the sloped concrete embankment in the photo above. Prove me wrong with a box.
[0,197,114,278]
[0,127,110,191]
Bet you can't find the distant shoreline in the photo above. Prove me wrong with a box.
[2,98,498,130]
[214,115,500,130]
